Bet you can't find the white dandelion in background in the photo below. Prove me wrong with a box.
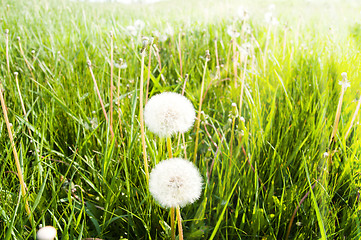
[227,25,240,38]
[237,5,250,21]
[126,25,137,36]
[339,72,350,90]
[149,158,202,208]
[134,19,145,30]
[144,92,196,137]
[36,226,57,240]
[165,25,174,37]
[264,12,279,25]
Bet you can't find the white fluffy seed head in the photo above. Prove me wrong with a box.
[144,92,196,137]
[36,226,57,240]
[149,158,203,208]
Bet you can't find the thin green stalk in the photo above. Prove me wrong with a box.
[5,29,10,75]
[0,80,31,219]
[145,39,153,104]
[110,31,114,140]
[170,207,175,240]
[329,87,345,146]
[176,205,183,240]
[345,96,361,140]
[193,51,209,163]
[17,37,35,80]
[87,60,115,139]
[139,49,149,183]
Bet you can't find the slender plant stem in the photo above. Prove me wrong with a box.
[87,60,115,138]
[17,37,35,80]
[193,52,209,163]
[229,116,236,166]
[232,37,238,88]
[238,55,248,117]
[0,81,31,218]
[215,39,220,79]
[166,137,173,159]
[5,29,10,75]
[139,50,150,183]
[117,66,124,140]
[170,207,175,240]
[329,87,345,146]
[285,182,317,239]
[345,97,361,140]
[176,205,184,240]
[110,31,114,139]
[178,32,183,78]
[263,24,271,75]
[145,40,153,104]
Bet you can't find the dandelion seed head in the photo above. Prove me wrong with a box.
[36,226,57,240]
[339,72,350,90]
[237,5,250,21]
[126,25,137,36]
[134,19,145,30]
[341,72,347,80]
[149,158,202,208]
[227,25,240,38]
[144,92,196,137]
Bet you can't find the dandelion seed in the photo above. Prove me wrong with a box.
[36,226,57,240]
[237,5,250,21]
[268,4,276,11]
[149,158,202,208]
[126,25,137,36]
[134,19,145,30]
[144,92,196,137]
[227,25,240,38]
[165,25,174,36]
[339,72,350,90]
[323,152,329,158]
[265,12,279,25]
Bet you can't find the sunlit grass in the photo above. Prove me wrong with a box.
[0,0,360,239]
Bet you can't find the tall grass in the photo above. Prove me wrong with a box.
[0,0,360,239]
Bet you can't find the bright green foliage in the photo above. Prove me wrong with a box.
[0,0,360,239]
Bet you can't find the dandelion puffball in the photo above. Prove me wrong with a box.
[36,226,57,240]
[149,158,202,208]
[144,92,196,137]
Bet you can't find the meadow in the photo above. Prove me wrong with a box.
[1,0,361,239]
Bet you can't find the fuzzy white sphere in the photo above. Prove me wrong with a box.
[149,158,202,208]
[37,226,57,240]
[144,92,196,137]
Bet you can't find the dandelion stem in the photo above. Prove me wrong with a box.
[345,97,361,140]
[5,29,10,75]
[193,52,209,163]
[176,205,184,240]
[178,32,183,78]
[215,39,220,79]
[109,31,114,140]
[285,182,317,240]
[167,137,173,159]
[232,38,238,88]
[238,55,248,116]
[170,207,175,240]
[139,50,150,183]
[117,66,124,140]
[229,117,236,166]
[329,87,345,146]
[87,60,115,138]
[17,37,35,80]
[0,80,32,219]
[145,40,153,104]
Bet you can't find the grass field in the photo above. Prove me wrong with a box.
[1,0,361,239]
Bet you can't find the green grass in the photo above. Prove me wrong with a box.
[1,0,361,239]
